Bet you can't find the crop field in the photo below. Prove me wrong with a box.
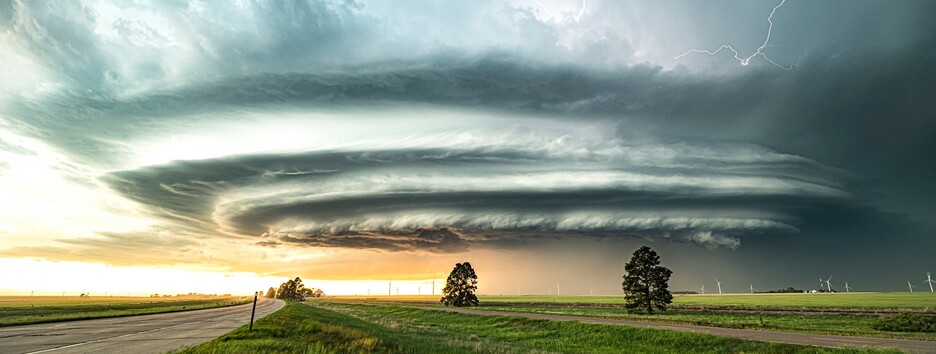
[0,295,248,326]
[181,301,890,353]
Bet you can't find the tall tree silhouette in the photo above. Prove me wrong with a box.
[622,246,673,313]
[440,262,479,307]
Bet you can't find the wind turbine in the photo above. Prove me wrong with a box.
[926,272,934,293]
[749,284,755,294]
[556,284,560,296]
[908,281,915,293]
[822,275,833,292]
[714,278,723,295]
[700,284,705,294]
[844,282,852,293]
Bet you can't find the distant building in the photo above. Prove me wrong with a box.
[313,289,325,297]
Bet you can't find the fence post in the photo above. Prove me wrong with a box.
[249,291,258,331]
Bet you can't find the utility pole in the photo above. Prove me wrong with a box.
[249,291,258,331]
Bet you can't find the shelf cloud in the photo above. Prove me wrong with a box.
[1,0,934,290]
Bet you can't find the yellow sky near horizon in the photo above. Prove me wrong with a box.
[0,258,451,297]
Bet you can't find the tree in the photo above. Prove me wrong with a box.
[275,277,312,301]
[264,287,276,298]
[440,262,479,307]
[622,246,673,314]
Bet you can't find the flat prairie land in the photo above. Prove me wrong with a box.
[0,295,249,326]
[329,292,936,309]
[323,293,936,341]
[181,301,890,353]
[481,293,936,309]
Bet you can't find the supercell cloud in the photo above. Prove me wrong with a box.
[0,0,934,290]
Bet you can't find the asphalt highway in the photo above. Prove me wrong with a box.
[0,298,284,354]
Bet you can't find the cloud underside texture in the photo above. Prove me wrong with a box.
[2,1,935,256]
[97,143,854,252]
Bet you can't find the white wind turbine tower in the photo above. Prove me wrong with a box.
[926,272,935,293]
[714,278,723,295]
[749,284,755,294]
[823,275,833,292]
[908,281,915,293]
[844,282,852,293]
[700,284,705,294]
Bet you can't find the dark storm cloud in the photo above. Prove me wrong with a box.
[98,142,849,252]
[272,227,470,253]
[4,32,934,179]
[2,0,934,290]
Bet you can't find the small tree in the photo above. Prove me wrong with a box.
[440,262,479,307]
[622,246,673,314]
[276,277,311,301]
[264,287,276,298]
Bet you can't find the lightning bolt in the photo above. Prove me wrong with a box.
[574,0,587,23]
[675,0,793,70]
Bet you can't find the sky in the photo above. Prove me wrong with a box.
[0,0,934,296]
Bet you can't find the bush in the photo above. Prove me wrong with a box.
[873,312,936,332]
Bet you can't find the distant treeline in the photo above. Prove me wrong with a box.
[763,287,804,293]
[149,293,233,298]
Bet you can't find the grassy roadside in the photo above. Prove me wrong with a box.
[180,301,892,353]
[0,296,249,327]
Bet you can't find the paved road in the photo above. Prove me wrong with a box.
[0,298,284,354]
[420,306,936,353]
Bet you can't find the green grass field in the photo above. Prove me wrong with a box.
[180,301,891,353]
[470,304,936,341]
[322,293,936,341]
[0,296,249,326]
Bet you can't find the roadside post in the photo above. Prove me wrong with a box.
[249,291,258,331]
